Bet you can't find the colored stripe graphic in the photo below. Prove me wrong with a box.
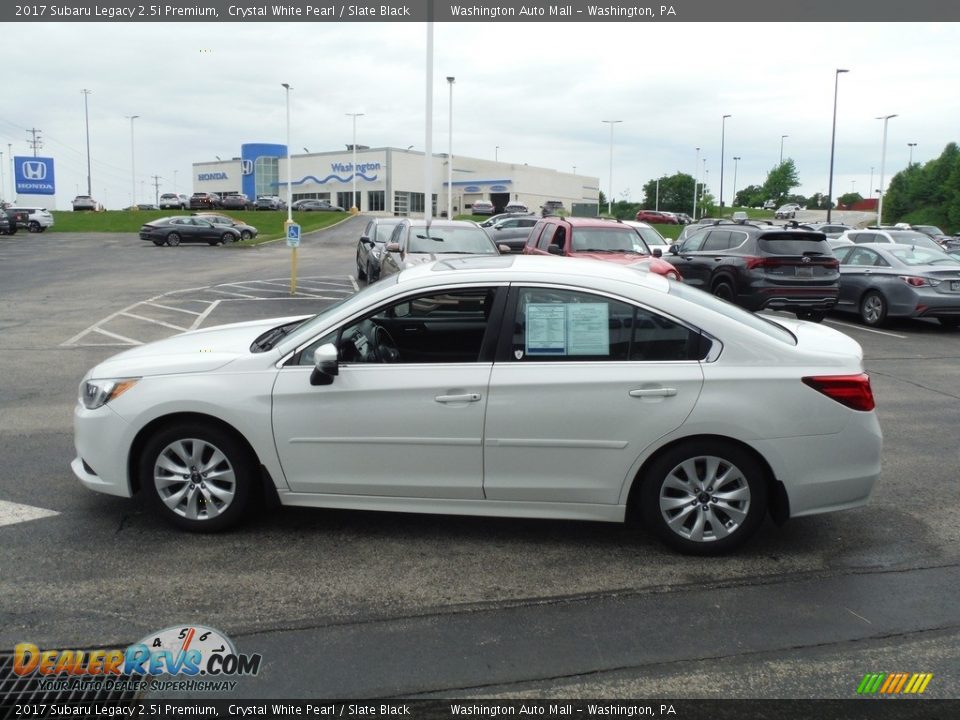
[857,673,932,694]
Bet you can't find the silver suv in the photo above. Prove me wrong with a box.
[159,193,189,210]
[72,195,97,211]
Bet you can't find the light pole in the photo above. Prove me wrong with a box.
[655,177,660,211]
[173,169,178,193]
[446,76,455,219]
[780,134,788,164]
[601,119,622,215]
[125,115,139,208]
[81,89,92,197]
[826,68,849,222]
[732,156,741,209]
[282,84,293,222]
[876,114,897,226]
[869,167,874,198]
[495,145,499,162]
[907,142,917,166]
[719,114,731,213]
[346,111,364,214]
[692,147,700,218]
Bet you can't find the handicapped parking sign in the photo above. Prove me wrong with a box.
[286,222,301,248]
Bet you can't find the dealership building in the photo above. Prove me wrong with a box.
[192,143,599,216]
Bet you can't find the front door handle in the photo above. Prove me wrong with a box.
[629,388,677,398]
[435,393,482,404]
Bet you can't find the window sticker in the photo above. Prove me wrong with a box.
[524,302,611,357]
[525,304,567,355]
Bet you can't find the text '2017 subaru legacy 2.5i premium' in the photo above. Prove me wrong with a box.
[665,223,839,321]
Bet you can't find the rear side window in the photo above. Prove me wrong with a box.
[537,224,557,250]
[701,230,732,252]
[510,287,707,362]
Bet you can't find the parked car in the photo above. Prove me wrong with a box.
[675,213,693,225]
[71,254,882,554]
[189,193,222,210]
[523,216,680,279]
[220,193,255,211]
[379,219,504,277]
[798,223,852,239]
[540,200,565,216]
[139,216,241,246]
[478,212,535,228]
[482,215,541,252]
[837,228,946,252]
[774,205,798,219]
[763,199,777,210]
[294,199,344,212]
[0,208,18,235]
[191,213,258,241]
[255,195,286,211]
[72,195,97,211]
[831,243,960,328]
[905,225,952,246]
[356,217,404,282]
[9,207,54,232]
[622,220,671,250]
[469,199,495,216]
[664,224,839,321]
[636,210,678,225]
[136,204,160,211]
[159,193,190,210]
[503,200,529,214]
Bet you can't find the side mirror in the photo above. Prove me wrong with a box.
[386,242,401,253]
[547,245,563,255]
[652,247,663,258]
[360,235,372,245]
[310,343,339,386]
[498,244,511,254]
[669,244,680,255]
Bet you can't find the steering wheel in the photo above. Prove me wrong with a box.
[371,324,401,363]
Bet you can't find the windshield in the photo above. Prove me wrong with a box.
[572,228,649,253]
[376,223,400,242]
[669,282,797,345]
[888,246,959,266]
[914,226,944,236]
[408,226,497,254]
[887,231,940,250]
[633,226,667,246]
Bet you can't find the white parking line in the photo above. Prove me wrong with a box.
[823,319,908,339]
[189,300,221,330]
[144,301,203,316]
[0,500,60,528]
[205,288,259,299]
[120,311,189,332]
[93,327,144,345]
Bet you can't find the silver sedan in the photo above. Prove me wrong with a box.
[832,243,960,328]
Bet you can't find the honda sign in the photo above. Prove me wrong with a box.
[15,156,56,195]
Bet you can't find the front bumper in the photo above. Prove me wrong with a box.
[72,403,134,498]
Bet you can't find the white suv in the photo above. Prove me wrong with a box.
[11,207,54,233]
[159,193,189,210]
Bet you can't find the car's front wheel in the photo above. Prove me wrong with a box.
[140,422,256,532]
[357,253,367,281]
[639,440,768,555]
[28,221,41,233]
[240,230,253,241]
[166,232,181,247]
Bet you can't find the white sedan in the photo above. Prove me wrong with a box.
[73,256,882,554]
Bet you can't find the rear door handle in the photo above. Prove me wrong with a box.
[629,388,677,398]
[435,393,482,404]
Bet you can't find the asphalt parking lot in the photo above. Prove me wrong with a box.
[1,218,958,700]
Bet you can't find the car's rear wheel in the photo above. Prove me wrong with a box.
[166,232,181,247]
[796,310,826,323]
[712,281,735,303]
[639,440,768,555]
[860,291,887,327]
[141,422,256,532]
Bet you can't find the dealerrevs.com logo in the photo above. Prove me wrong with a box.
[13,625,261,692]
[857,672,934,695]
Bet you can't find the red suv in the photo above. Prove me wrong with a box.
[523,216,681,279]
[635,210,678,224]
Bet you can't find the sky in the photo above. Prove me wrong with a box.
[3,21,958,210]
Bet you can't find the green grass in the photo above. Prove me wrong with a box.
[49,210,350,244]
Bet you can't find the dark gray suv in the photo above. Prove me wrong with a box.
[665,222,840,321]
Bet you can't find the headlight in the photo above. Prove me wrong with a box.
[80,378,140,409]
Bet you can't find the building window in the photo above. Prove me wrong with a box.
[368,191,385,212]
[254,157,279,198]
[292,192,331,202]
[337,191,360,210]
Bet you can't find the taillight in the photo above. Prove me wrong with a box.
[745,257,780,269]
[898,275,940,287]
[802,374,875,411]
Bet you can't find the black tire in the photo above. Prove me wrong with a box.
[712,281,735,303]
[221,232,234,245]
[152,240,164,247]
[860,291,887,327]
[28,221,41,233]
[166,232,181,247]
[357,253,367,281]
[796,310,826,323]
[938,317,960,329]
[140,422,257,532]
[240,230,253,241]
[638,440,768,555]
